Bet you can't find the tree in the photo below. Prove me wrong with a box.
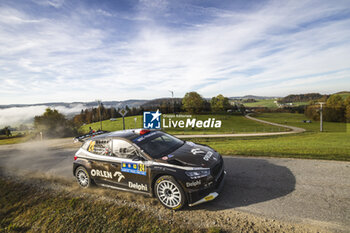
[182,92,204,114]
[210,94,231,112]
[73,114,84,126]
[5,127,11,137]
[34,108,76,138]
[345,96,350,122]
[0,126,11,137]
[324,95,345,122]
[305,104,319,121]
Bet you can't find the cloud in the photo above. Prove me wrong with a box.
[0,0,349,105]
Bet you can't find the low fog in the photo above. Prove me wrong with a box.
[0,103,87,128]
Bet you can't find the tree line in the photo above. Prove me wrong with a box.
[280,93,329,103]
[31,92,237,138]
[305,94,350,122]
[29,92,350,139]
[71,92,239,126]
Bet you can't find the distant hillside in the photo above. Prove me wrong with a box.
[141,98,182,108]
[335,91,350,94]
[280,93,329,103]
[334,91,350,99]
[229,95,278,100]
[0,99,147,127]
[0,99,148,110]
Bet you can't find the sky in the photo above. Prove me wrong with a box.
[1,0,350,104]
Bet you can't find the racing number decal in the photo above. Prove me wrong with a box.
[139,164,145,172]
[88,141,96,152]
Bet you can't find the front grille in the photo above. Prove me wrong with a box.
[211,157,223,177]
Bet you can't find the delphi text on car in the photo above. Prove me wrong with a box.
[73,129,225,210]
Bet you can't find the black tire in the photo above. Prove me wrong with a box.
[155,175,186,210]
[75,166,92,188]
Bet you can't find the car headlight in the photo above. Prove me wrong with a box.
[185,169,210,179]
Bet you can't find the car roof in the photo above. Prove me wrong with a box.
[92,129,158,141]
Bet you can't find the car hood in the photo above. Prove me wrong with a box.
[160,141,220,168]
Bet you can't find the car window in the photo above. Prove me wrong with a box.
[82,140,91,150]
[134,132,184,159]
[112,139,138,159]
[86,140,111,156]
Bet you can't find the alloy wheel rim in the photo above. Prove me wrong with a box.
[157,180,181,208]
[77,170,89,187]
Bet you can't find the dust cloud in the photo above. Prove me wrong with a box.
[0,139,76,180]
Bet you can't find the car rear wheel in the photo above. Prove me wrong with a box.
[155,175,186,210]
[75,166,91,188]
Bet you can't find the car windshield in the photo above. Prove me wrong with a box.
[134,131,184,159]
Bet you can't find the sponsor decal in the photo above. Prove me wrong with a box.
[204,195,214,201]
[128,181,148,191]
[167,154,174,158]
[88,141,96,152]
[121,162,147,176]
[203,151,217,161]
[186,141,195,147]
[91,169,126,182]
[204,181,214,188]
[173,204,182,210]
[113,171,125,182]
[163,118,222,128]
[191,148,206,155]
[186,180,201,187]
[143,110,161,129]
[153,166,176,172]
[91,169,112,179]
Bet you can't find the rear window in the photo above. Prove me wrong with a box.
[83,140,112,156]
[82,140,91,150]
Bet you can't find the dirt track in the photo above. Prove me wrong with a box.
[0,140,349,232]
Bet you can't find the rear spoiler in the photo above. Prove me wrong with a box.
[74,130,110,143]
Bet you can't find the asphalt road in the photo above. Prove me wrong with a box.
[0,142,349,232]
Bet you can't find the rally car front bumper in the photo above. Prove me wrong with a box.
[187,169,226,206]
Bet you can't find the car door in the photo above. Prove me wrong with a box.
[86,139,115,185]
[109,139,150,193]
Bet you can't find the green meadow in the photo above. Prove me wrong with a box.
[190,113,349,161]
[80,114,288,135]
[242,99,278,108]
[242,99,308,108]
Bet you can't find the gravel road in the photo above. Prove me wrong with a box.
[0,140,349,232]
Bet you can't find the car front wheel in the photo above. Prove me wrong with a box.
[155,175,186,210]
[75,166,92,188]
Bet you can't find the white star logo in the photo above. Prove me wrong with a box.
[150,109,161,122]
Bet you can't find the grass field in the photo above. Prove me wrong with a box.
[0,177,221,233]
[0,134,32,145]
[252,112,347,132]
[242,99,308,108]
[190,113,350,161]
[80,114,288,135]
[242,99,278,108]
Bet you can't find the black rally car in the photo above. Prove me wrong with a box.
[73,129,225,210]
